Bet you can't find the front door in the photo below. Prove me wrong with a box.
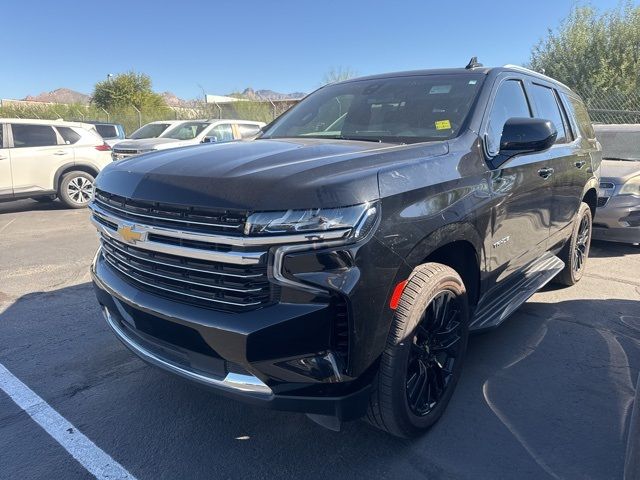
[0,124,13,196]
[482,77,553,285]
[8,123,70,195]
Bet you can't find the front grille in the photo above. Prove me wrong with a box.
[100,233,273,311]
[112,148,138,155]
[597,197,609,208]
[94,189,248,235]
[331,297,350,371]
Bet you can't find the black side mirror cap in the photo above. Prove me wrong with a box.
[488,117,557,169]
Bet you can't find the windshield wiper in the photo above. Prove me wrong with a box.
[602,156,640,161]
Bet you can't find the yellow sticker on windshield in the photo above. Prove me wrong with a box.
[435,120,451,130]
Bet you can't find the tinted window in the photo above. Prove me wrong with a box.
[263,74,485,144]
[163,122,209,140]
[530,84,566,143]
[487,80,531,155]
[594,129,640,161]
[95,124,118,139]
[11,124,58,148]
[561,93,595,140]
[206,124,234,142]
[56,127,81,145]
[237,124,261,139]
[130,123,171,139]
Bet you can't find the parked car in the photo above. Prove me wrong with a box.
[593,124,640,244]
[89,62,600,438]
[0,119,112,208]
[127,120,182,141]
[83,121,126,147]
[111,119,264,160]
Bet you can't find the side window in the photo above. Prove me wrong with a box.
[530,84,567,144]
[561,93,595,140]
[487,80,531,156]
[237,124,261,139]
[95,124,117,139]
[11,124,58,148]
[207,124,234,142]
[56,127,81,145]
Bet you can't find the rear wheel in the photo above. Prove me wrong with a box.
[58,171,94,209]
[366,263,469,438]
[555,202,592,286]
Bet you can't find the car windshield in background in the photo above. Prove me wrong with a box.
[130,123,171,139]
[597,129,640,161]
[261,74,485,144]
[163,122,209,140]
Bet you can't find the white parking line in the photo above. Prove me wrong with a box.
[0,363,136,479]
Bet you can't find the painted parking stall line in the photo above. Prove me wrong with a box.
[0,363,135,480]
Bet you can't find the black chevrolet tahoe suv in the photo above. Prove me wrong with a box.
[90,62,600,437]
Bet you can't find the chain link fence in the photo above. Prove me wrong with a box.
[577,88,640,124]
[0,99,300,135]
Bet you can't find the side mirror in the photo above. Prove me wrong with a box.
[489,117,557,169]
[202,136,218,144]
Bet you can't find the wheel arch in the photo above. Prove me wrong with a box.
[54,163,100,191]
[403,222,484,308]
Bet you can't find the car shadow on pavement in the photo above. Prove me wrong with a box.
[590,239,640,258]
[0,198,66,215]
[0,283,638,480]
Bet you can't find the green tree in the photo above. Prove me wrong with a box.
[529,3,640,98]
[323,66,358,85]
[92,72,167,110]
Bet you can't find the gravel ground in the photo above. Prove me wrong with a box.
[1,198,639,480]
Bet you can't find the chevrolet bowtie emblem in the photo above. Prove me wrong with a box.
[117,224,144,244]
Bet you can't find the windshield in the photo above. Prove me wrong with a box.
[130,123,171,139]
[261,74,485,144]
[162,122,210,140]
[596,130,640,161]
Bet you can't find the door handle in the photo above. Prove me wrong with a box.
[575,160,587,169]
[537,167,554,179]
[54,151,69,156]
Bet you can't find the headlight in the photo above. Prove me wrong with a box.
[619,175,640,196]
[244,202,378,240]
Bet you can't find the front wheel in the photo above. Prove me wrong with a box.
[555,202,592,286]
[366,263,469,438]
[58,171,94,209]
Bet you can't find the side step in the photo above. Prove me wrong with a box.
[469,253,564,331]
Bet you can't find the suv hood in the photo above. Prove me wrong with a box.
[96,138,448,210]
[112,138,183,151]
[600,159,640,184]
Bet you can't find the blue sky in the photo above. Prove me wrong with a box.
[0,0,631,100]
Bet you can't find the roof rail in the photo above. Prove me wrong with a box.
[502,64,572,91]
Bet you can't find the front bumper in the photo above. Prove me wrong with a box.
[91,244,393,420]
[594,194,640,244]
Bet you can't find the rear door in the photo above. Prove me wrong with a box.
[0,124,13,196]
[527,82,582,245]
[8,123,70,194]
[482,76,553,284]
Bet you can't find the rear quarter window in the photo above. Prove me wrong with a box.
[561,93,595,140]
[56,127,82,145]
[95,124,118,138]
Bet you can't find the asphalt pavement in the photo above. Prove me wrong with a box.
[1,198,639,480]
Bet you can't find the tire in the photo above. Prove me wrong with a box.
[33,195,56,203]
[555,202,592,286]
[58,171,95,209]
[366,263,469,438]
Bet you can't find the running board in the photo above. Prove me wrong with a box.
[469,253,565,331]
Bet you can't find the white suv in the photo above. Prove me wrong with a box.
[111,119,265,160]
[0,119,112,208]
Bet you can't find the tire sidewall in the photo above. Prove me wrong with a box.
[567,203,592,284]
[59,171,94,208]
[385,267,469,435]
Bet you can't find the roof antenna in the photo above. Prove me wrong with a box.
[465,57,483,69]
